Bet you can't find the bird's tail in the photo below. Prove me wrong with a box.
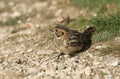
[82,27,96,37]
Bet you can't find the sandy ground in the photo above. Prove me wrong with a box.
[0,0,120,79]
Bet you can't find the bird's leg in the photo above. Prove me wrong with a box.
[69,53,76,58]
[57,52,65,59]
[68,51,80,57]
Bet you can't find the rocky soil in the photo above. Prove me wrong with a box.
[0,0,120,79]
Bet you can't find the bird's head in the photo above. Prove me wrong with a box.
[50,25,70,40]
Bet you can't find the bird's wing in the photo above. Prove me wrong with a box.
[66,30,81,47]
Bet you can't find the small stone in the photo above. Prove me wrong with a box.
[28,68,39,75]
[56,17,64,22]
[105,57,119,66]
[44,75,53,79]
[31,2,48,11]
[2,61,8,66]
[35,24,40,27]
[93,61,100,65]
[55,9,63,16]
[26,18,31,22]
[104,75,112,79]
[40,62,48,69]
[0,64,3,70]
[95,45,106,49]
[115,76,120,79]
[10,11,21,18]
[27,49,33,52]
[84,66,91,76]
[17,20,22,24]
[93,13,97,17]
[49,1,57,10]
[94,74,100,79]
[100,69,110,74]
[35,72,45,78]
[37,50,53,55]
[114,37,120,42]
[87,53,94,58]
[65,75,72,79]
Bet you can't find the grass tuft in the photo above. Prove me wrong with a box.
[100,43,120,56]
[68,12,120,42]
[75,0,120,12]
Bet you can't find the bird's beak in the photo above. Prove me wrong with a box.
[49,27,54,32]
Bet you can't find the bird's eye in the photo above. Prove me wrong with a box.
[56,31,64,37]
[55,29,58,32]
[60,32,64,36]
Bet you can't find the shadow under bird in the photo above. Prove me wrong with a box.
[50,25,96,57]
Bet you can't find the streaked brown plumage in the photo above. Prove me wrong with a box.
[50,25,96,57]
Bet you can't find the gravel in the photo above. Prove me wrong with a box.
[0,0,120,79]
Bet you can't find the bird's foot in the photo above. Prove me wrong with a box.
[57,52,65,59]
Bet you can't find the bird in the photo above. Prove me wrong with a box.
[50,25,96,58]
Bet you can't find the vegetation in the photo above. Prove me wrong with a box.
[100,43,120,56]
[69,0,120,42]
[69,0,120,55]
[74,0,120,12]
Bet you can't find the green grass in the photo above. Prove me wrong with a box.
[74,0,120,12]
[71,0,120,56]
[0,12,36,26]
[90,13,120,42]
[68,0,120,42]
[100,43,120,56]
[68,13,120,42]
[0,17,26,26]
[4,17,23,26]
